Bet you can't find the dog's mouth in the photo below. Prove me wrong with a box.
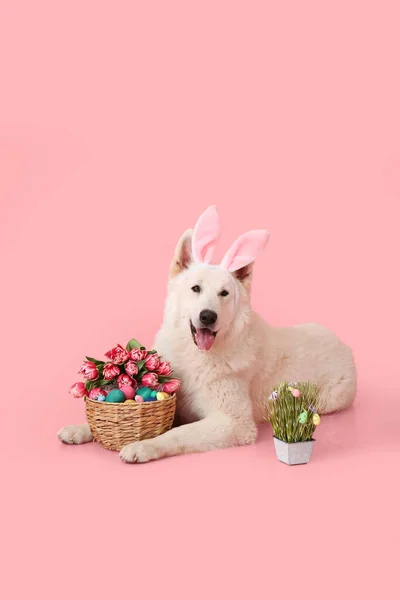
[190,321,217,351]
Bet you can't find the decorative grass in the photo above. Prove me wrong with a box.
[264,381,322,443]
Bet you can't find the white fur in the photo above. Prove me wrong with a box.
[119,228,356,463]
[57,423,93,445]
[58,227,357,463]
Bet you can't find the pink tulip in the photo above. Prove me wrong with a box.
[144,354,160,371]
[103,363,120,380]
[89,387,108,400]
[141,372,158,388]
[105,344,129,365]
[129,348,148,362]
[117,373,133,389]
[156,361,172,376]
[69,382,87,398]
[162,379,181,394]
[78,361,99,381]
[125,360,139,377]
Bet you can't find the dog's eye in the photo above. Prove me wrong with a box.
[220,290,229,297]
[191,285,201,293]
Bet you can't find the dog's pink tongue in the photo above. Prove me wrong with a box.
[195,328,215,351]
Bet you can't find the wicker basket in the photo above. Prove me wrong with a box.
[85,394,176,451]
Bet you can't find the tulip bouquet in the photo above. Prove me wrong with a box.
[69,338,181,401]
[265,381,322,465]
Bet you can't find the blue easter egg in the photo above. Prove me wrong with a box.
[144,396,156,402]
[136,387,152,400]
[97,395,106,402]
[105,389,125,403]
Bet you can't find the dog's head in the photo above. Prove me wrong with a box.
[167,206,269,351]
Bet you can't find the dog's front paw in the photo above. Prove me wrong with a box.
[57,424,93,445]
[119,441,159,464]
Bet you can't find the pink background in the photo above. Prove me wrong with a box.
[1,1,399,599]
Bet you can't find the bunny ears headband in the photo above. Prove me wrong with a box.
[191,206,270,272]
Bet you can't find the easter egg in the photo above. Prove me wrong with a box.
[135,395,144,403]
[120,385,135,400]
[156,392,165,401]
[106,389,125,403]
[136,387,152,400]
[298,411,308,424]
[144,396,156,402]
[124,399,135,405]
[97,395,106,402]
[150,390,157,399]
[161,392,170,399]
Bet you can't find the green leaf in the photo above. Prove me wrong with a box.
[85,356,104,366]
[85,380,99,392]
[126,338,143,351]
[136,359,146,371]
[157,375,175,383]
[147,349,157,355]
[85,377,114,390]
[264,380,320,443]
[96,378,114,387]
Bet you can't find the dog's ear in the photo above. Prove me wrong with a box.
[220,230,269,272]
[170,229,193,277]
[232,262,254,288]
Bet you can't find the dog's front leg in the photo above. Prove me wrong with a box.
[57,423,93,444]
[119,412,257,464]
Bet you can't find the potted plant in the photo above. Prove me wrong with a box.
[265,381,322,465]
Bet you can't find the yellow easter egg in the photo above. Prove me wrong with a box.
[156,392,165,401]
[162,392,170,399]
[124,399,135,405]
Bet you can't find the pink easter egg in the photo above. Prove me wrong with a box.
[291,388,301,398]
[120,385,135,400]
[135,395,144,403]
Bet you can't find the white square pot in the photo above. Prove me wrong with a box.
[273,437,315,465]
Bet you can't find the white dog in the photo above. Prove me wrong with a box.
[58,206,357,463]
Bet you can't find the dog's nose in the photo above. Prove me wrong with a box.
[199,309,218,327]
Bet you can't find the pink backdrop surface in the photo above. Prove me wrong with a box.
[1,1,399,599]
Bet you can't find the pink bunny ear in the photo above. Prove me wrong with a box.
[220,230,270,272]
[192,205,220,264]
